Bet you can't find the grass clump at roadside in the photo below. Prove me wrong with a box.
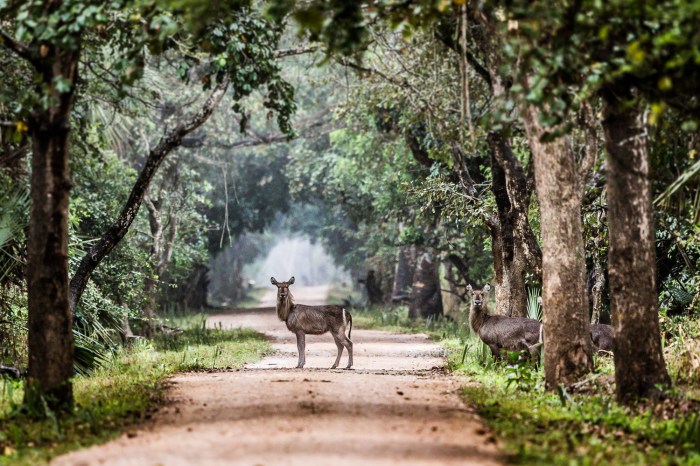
[354,303,700,465]
[0,315,270,465]
[448,339,700,465]
[350,305,473,341]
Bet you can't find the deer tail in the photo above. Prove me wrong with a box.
[343,309,352,339]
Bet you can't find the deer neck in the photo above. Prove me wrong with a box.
[276,293,294,322]
[469,303,490,334]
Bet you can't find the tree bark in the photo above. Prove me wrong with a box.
[488,132,543,280]
[408,249,444,319]
[523,107,593,389]
[391,244,415,302]
[25,46,80,412]
[362,270,383,305]
[69,79,229,312]
[590,231,606,325]
[602,88,671,402]
[487,137,529,317]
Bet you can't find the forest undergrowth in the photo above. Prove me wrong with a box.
[0,316,270,465]
[352,304,700,465]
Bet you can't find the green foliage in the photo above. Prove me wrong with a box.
[0,178,28,284]
[463,382,700,465]
[0,322,270,464]
[526,287,542,322]
[444,315,700,465]
[502,0,700,128]
[504,351,541,393]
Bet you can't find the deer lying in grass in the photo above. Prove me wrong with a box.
[467,284,542,361]
[271,276,353,369]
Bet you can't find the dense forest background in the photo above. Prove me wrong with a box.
[1,0,699,462]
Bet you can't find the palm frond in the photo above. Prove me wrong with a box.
[527,287,542,321]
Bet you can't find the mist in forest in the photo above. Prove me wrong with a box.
[247,236,350,287]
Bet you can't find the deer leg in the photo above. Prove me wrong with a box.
[341,331,353,369]
[331,333,344,369]
[489,345,501,361]
[295,332,306,369]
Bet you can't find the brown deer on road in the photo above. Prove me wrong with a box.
[271,276,353,369]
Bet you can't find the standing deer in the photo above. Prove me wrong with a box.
[271,276,353,369]
[467,284,542,361]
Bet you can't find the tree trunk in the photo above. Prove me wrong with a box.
[408,249,443,319]
[142,277,157,338]
[362,270,383,305]
[488,139,529,317]
[391,244,415,302]
[25,49,80,412]
[590,234,606,325]
[523,108,593,389]
[602,89,671,402]
[182,264,209,309]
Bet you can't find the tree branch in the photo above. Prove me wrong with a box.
[69,78,230,311]
[276,45,320,58]
[0,28,37,66]
[577,101,599,188]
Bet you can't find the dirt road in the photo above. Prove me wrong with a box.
[53,286,501,465]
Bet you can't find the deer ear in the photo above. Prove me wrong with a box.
[271,277,278,285]
[483,284,491,293]
[466,284,473,293]
[288,276,295,285]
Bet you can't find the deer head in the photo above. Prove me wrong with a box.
[466,284,491,307]
[271,276,295,300]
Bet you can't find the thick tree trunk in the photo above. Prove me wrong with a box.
[523,108,593,389]
[488,140,529,317]
[25,50,80,412]
[362,270,383,305]
[69,79,229,312]
[488,132,543,280]
[408,249,443,319]
[391,244,415,302]
[602,90,671,402]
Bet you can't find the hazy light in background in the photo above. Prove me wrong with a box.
[246,236,350,287]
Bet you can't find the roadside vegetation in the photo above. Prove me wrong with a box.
[0,318,269,465]
[351,304,700,465]
[1,1,699,464]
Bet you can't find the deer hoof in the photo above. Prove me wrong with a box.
[330,364,338,369]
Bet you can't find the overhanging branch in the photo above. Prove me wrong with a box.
[68,78,230,312]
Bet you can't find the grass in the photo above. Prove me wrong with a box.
[448,339,700,465]
[351,304,473,341]
[234,287,269,309]
[355,304,700,465]
[0,314,270,465]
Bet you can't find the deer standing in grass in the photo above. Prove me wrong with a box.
[271,276,353,369]
[467,284,542,361]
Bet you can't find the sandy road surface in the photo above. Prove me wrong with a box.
[53,286,501,466]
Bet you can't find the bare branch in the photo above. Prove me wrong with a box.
[276,45,320,58]
[0,28,37,65]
